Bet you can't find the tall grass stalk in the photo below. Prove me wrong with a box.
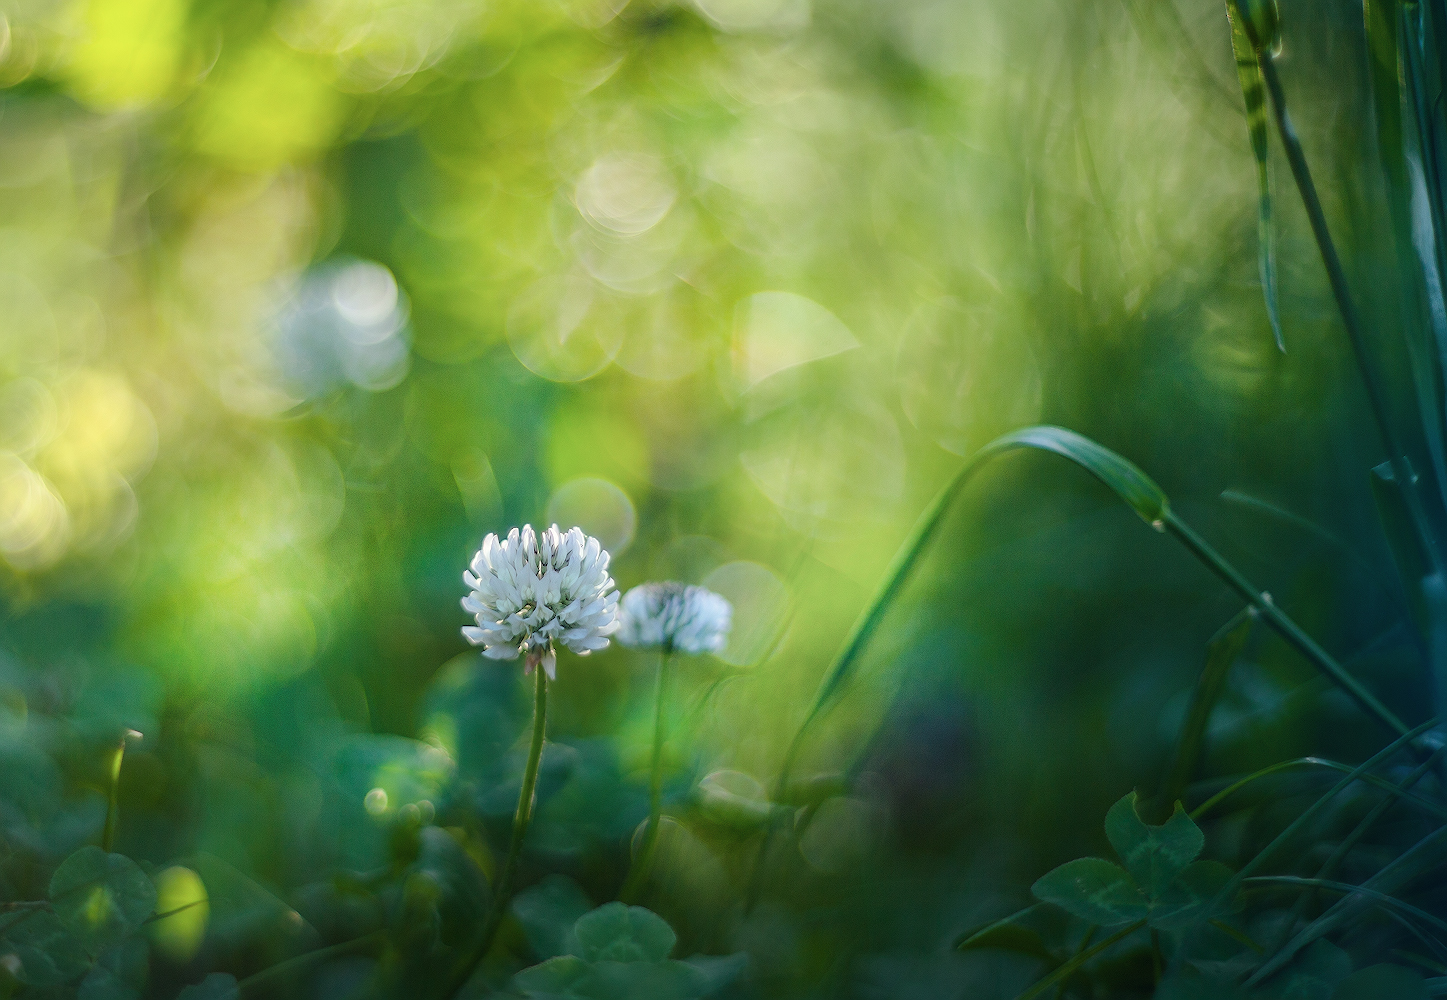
[1251,33,1445,578]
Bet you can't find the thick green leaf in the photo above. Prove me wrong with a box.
[49,848,157,953]
[573,904,676,964]
[1225,0,1283,350]
[1333,964,1427,1000]
[176,973,239,1000]
[1031,858,1148,927]
[1104,793,1204,899]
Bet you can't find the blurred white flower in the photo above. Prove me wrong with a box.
[617,582,732,654]
[461,524,621,679]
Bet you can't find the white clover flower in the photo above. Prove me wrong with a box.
[616,582,732,655]
[461,524,621,680]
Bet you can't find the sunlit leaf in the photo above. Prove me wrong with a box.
[148,866,209,963]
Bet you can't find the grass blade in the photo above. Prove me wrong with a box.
[1248,824,1447,984]
[1225,0,1284,351]
[1155,609,1252,817]
[1011,920,1147,1000]
[1252,34,1446,579]
[745,427,1425,911]
[1245,876,1447,942]
[1189,753,1447,822]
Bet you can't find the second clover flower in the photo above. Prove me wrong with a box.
[617,582,732,654]
[461,524,621,680]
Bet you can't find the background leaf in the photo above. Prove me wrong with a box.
[48,848,157,953]
[573,904,677,964]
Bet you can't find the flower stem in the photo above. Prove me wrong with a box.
[441,664,548,1000]
[102,735,128,853]
[620,646,673,903]
[1255,45,1444,578]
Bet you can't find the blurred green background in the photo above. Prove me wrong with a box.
[0,0,1427,996]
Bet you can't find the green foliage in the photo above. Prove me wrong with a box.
[48,849,156,954]
[510,905,744,1000]
[0,0,1446,998]
[1031,793,1229,931]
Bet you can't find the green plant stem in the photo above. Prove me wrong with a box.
[1166,514,1417,745]
[1013,920,1147,1000]
[236,931,386,994]
[620,646,673,903]
[1255,45,1444,579]
[1053,925,1096,1000]
[441,664,549,1000]
[102,736,127,854]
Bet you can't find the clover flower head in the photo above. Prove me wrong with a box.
[616,582,732,655]
[461,524,621,680]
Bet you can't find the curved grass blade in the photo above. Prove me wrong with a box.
[1226,0,1284,351]
[1245,877,1447,957]
[746,427,1425,912]
[784,426,1414,794]
[1184,719,1440,969]
[1190,753,1447,823]
[1250,823,1447,985]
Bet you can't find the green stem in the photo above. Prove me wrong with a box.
[1053,925,1096,1000]
[1013,920,1147,1000]
[102,736,127,854]
[1166,514,1416,745]
[1255,43,1444,578]
[441,663,549,1000]
[620,646,673,903]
